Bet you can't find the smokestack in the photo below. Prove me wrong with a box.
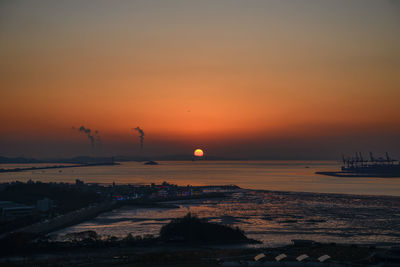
[94,130,101,148]
[133,127,145,150]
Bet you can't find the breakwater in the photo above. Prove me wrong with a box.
[14,201,118,236]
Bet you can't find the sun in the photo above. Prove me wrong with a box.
[194,148,204,157]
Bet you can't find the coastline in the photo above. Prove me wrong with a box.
[316,171,400,178]
[2,180,399,257]
[2,160,400,196]
[1,185,400,266]
[5,193,229,238]
[50,189,400,247]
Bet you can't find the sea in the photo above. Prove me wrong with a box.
[2,160,400,196]
[1,160,400,246]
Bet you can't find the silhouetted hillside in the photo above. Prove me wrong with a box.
[159,213,258,244]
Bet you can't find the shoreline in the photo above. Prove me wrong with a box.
[2,160,400,197]
[48,190,400,247]
[5,188,400,238]
[316,171,400,178]
[5,193,229,238]
[1,188,399,265]
[2,182,399,252]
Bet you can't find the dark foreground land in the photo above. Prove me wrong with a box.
[1,242,400,266]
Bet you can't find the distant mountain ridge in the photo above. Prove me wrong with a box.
[0,156,114,164]
[0,156,42,164]
[1,154,339,163]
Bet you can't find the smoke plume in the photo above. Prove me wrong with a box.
[76,125,100,148]
[133,126,145,150]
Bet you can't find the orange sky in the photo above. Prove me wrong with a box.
[1,0,399,158]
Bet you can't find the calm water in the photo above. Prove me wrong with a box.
[1,160,400,196]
